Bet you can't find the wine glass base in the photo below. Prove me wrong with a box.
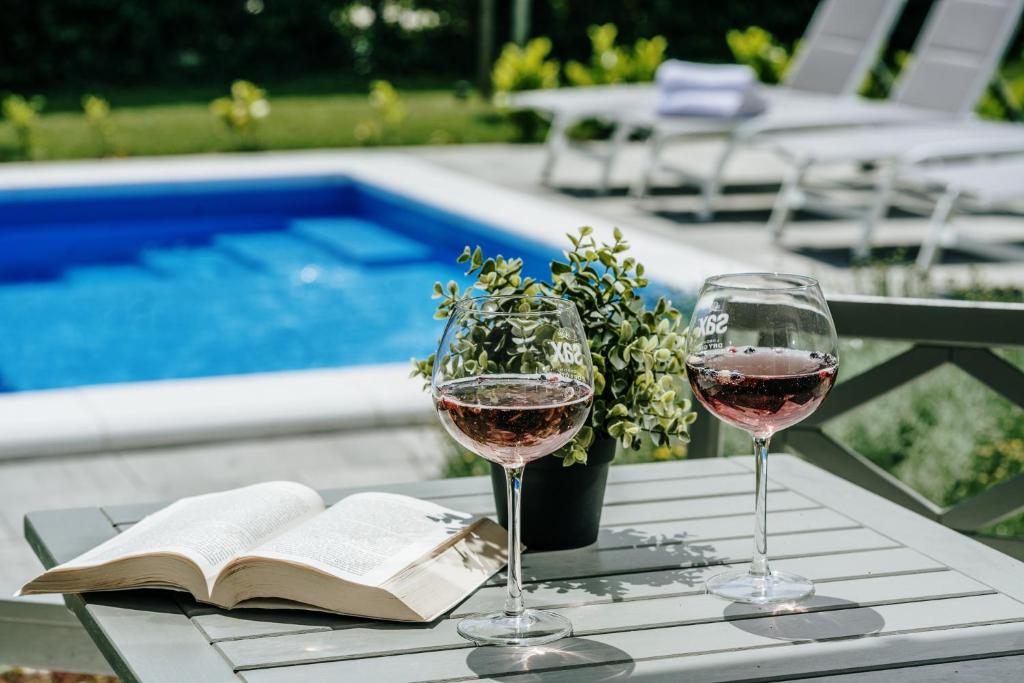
[457,609,572,647]
[706,569,815,605]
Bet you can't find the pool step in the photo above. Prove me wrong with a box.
[290,217,432,264]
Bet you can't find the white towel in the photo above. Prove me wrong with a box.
[656,88,767,118]
[655,60,757,92]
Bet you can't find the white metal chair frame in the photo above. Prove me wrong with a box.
[518,0,907,204]
[902,138,1024,270]
[764,0,1024,257]
[631,0,909,217]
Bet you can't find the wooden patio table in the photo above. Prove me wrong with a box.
[24,455,1024,682]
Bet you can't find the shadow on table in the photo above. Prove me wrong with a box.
[465,637,635,681]
[723,597,885,641]
[523,525,724,602]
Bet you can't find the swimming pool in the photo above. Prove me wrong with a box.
[0,175,568,392]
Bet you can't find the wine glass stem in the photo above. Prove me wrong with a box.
[751,436,771,578]
[503,465,525,617]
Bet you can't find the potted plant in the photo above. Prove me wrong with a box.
[413,227,696,550]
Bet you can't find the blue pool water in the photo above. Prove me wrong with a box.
[0,175,573,392]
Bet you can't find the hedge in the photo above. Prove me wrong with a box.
[1,0,1012,92]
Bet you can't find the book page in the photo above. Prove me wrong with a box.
[244,492,479,586]
[61,481,324,579]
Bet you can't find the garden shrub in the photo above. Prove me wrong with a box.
[209,80,270,149]
[82,94,116,157]
[564,23,667,86]
[354,79,406,144]
[491,37,559,142]
[725,26,790,84]
[1,94,44,159]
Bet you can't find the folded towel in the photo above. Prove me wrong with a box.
[655,60,757,92]
[656,88,767,118]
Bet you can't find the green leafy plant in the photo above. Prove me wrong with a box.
[492,36,560,96]
[945,436,1024,535]
[354,79,407,145]
[2,94,45,160]
[630,34,670,82]
[726,26,790,84]
[413,227,697,466]
[491,36,560,142]
[82,94,116,157]
[209,80,270,149]
[564,23,667,86]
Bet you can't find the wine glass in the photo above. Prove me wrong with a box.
[432,295,594,646]
[684,273,838,604]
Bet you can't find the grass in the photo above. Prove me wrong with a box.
[0,86,515,162]
[7,56,1024,162]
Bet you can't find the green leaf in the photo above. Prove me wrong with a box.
[607,403,629,417]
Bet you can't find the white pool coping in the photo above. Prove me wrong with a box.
[0,150,751,459]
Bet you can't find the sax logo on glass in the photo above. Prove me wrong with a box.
[550,341,583,364]
[549,328,585,380]
[697,313,729,336]
[697,311,729,351]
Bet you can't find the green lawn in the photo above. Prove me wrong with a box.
[0,87,516,161]
[7,57,1024,162]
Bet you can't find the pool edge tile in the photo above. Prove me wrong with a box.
[0,389,106,459]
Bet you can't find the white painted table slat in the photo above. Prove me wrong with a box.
[24,455,1024,682]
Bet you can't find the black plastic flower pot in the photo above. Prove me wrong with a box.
[489,437,617,551]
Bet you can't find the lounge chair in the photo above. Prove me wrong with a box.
[511,0,908,198]
[760,0,1024,257]
[897,137,1024,270]
[634,0,1023,219]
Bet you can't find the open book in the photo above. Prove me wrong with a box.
[19,482,507,622]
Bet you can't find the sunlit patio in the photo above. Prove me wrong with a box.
[3,1,1024,681]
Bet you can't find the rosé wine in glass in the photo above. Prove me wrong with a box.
[434,375,593,467]
[431,295,594,646]
[685,273,839,605]
[685,347,837,438]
